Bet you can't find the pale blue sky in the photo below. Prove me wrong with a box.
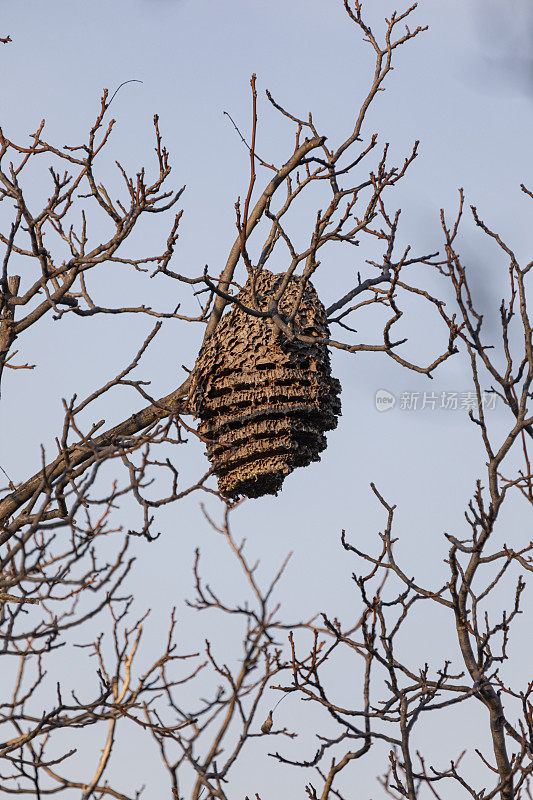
[1,1,533,797]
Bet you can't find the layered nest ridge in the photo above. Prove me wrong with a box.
[191,270,341,499]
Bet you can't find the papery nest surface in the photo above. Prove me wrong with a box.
[191,270,342,499]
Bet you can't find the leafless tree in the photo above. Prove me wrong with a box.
[1,2,531,798]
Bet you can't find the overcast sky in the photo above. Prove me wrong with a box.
[1,1,533,797]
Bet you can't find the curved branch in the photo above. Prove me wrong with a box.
[0,136,326,539]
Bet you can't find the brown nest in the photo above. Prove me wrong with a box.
[191,270,341,499]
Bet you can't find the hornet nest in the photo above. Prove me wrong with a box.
[190,269,341,499]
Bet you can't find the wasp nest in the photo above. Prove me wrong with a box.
[191,270,341,499]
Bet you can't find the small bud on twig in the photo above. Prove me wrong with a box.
[260,710,273,734]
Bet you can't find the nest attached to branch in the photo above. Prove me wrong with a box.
[191,270,341,499]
